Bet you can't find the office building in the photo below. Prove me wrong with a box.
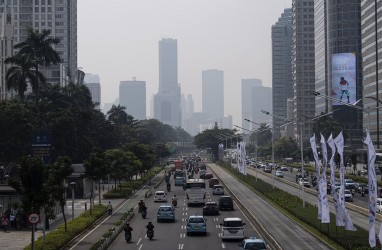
[202,69,224,123]
[84,73,101,109]
[314,0,363,149]
[154,38,181,127]
[252,86,272,126]
[292,0,315,142]
[0,14,15,100]
[361,0,382,149]
[119,78,146,120]
[272,8,293,136]
[241,78,262,131]
[0,0,77,90]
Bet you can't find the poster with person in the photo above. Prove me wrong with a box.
[331,53,356,105]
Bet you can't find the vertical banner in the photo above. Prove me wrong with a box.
[218,143,224,162]
[236,142,240,170]
[310,135,322,220]
[240,142,247,175]
[334,132,356,231]
[364,132,377,247]
[320,134,330,223]
[327,134,345,226]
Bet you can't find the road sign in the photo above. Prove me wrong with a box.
[28,213,40,224]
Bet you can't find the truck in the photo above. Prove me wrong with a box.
[174,160,183,170]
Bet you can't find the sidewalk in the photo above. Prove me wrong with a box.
[0,178,157,250]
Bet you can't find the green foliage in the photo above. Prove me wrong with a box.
[24,205,106,250]
[274,136,298,160]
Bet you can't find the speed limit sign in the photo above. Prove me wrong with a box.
[28,213,40,224]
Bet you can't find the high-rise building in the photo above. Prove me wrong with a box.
[0,1,77,88]
[0,13,15,100]
[314,0,363,149]
[272,9,293,136]
[84,73,101,109]
[292,0,315,141]
[119,78,146,120]
[202,69,224,123]
[241,78,262,131]
[252,86,272,126]
[154,38,181,127]
[361,0,382,149]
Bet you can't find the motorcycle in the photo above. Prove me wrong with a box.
[172,199,177,207]
[167,184,171,192]
[141,209,147,219]
[125,230,132,242]
[147,229,154,240]
[107,208,112,216]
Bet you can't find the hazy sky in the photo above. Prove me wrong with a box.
[78,0,292,126]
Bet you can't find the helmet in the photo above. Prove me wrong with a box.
[148,221,152,224]
[140,199,143,202]
[126,222,130,225]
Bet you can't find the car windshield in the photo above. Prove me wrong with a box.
[189,218,204,223]
[159,207,172,212]
[345,190,351,194]
[224,221,242,227]
[156,192,165,195]
[214,185,223,189]
[245,242,267,249]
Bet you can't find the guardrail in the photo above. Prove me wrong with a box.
[208,166,282,250]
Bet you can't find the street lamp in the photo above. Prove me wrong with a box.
[70,182,76,221]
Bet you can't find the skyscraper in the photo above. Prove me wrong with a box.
[84,73,101,110]
[119,78,146,120]
[0,14,15,100]
[361,0,382,148]
[241,78,262,131]
[202,69,224,124]
[154,38,181,127]
[314,0,363,148]
[272,8,292,135]
[292,0,315,141]
[252,86,272,126]
[0,0,77,86]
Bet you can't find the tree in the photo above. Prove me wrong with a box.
[107,105,129,125]
[251,123,272,147]
[124,142,155,175]
[274,136,298,160]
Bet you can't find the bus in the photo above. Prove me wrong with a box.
[185,179,206,205]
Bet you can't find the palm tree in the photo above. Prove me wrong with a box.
[107,105,129,124]
[4,54,45,102]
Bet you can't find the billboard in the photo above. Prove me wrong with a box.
[331,53,356,105]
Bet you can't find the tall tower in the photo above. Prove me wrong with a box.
[272,8,292,136]
[202,69,224,124]
[154,38,181,127]
[314,0,363,149]
[0,0,77,87]
[84,73,101,110]
[241,78,262,131]
[119,78,146,120]
[361,0,382,149]
[0,13,15,100]
[292,0,315,141]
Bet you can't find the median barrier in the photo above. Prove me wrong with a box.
[208,166,282,250]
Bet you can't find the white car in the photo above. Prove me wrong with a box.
[154,191,167,202]
[212,185,224,195]
[299,178,311,188]
[280,165,288,171]
[275,170,284,178]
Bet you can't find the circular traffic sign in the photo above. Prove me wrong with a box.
[28,213,40,224]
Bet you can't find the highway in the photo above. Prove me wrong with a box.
[110,163,331,250]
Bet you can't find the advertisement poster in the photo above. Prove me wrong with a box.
[331,53,356,105]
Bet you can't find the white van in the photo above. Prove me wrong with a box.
[377,198,382,214]
[220,217,246,240]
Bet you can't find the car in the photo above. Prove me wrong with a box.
[199,170,206,179]
[154,191,167,202]
[203,201,219,215]
[220,217,246,240]
[299,178,311,188]
[218,195,234,210]
[212,184,224,195]
[334,181,341,191]
[280,165,288,171]
[354,182,368,194]
[377,198,382,214]
[205,172,213,179]
[275,170,284,178]
[239,236,267,249]
[175,176,184,186]
[209,178,219,188]
[345,178,355,190]
[264,166,272,173]
[186,214,207,235]
[157,204,175,222]
[344,189,353,202]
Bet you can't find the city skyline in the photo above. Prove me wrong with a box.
[77,0,292,126]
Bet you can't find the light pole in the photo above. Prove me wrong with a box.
[70,182,76,221]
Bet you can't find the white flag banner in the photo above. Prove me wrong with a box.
[236,142,240,170]
[310,134,322,220]
[320,134,330,223]
[327,134,345,226]
[334,132,356,231]
[364,131,377,246]
[240,142,247,175]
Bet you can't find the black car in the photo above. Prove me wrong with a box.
[203,201,219,215]
[218,196,234,211]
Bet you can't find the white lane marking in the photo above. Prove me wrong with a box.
[136,238,142,245]
[218,233,222,237]
[138,244,143,250]
[179,243,184,249]
[221,243,226,248]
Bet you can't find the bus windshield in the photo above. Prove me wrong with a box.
[185,179,206,189]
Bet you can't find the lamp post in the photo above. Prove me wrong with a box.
[70,182,76,221]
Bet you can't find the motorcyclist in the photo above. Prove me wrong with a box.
[167,182,171,191]
[172,194,178,206]
[138,200,146,213]
[146,221,154,234]
[107,202,113,215]
[124,222,133,242]
[172,194,178,201]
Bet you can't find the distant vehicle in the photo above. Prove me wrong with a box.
[264,166,272,173]
[212,185,224,195]
[354,183,368,194]
[345,179,355,190]
[157,204,175,222]
[203,202,219,215]
[275,170,284,178]
[218,196,234,211]
[199,170,206,179]
[377,198,382,214]
[205,172,213,179]
[209,178,219,188]
[343,189,353,202]
[185,179,207,206]
[280,165,288,171]
[299,178,311,188]
[175,176,184,186]
[239,236,267,250]
[174,159,183,170]
[186,214,207,235]
[154,191,167,202]
[220,217,245,240]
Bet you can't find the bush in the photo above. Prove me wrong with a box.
[103,188,132,199]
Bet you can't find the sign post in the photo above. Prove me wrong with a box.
[29,213,40,250]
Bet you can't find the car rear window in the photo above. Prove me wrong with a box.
[156,192,165,195]
[189,218,204,223]
[245,242,266,249]
[224,220,243,227]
